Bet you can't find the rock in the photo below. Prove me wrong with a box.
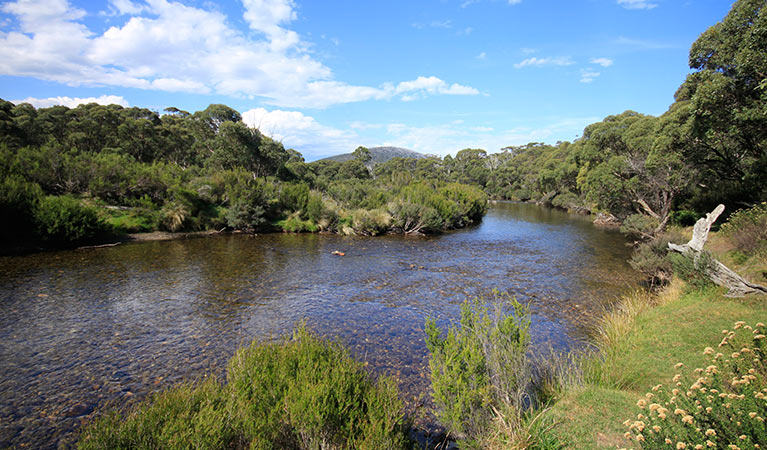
[593,212,620,228]
[63,403,93,418]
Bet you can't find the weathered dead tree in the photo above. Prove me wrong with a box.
[668,204,767,297]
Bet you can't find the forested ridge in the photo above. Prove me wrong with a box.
[1,0,765,252]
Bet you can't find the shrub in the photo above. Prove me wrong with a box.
[79,325,411,450]
[77,377,237,450]
[720,202,767,255]
[278,212,318,233]
[425,293,531,448]
[0,174,43,243]
[351,208,391,236]
[670,209,699,227]
[279,182,310,215]
[623,320,767,450]
[35,195,111,245]
[621,214,660,240]
[669,250,716,290]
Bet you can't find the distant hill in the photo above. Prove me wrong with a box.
[318,146,430,166]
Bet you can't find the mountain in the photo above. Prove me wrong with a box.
[318,146,431,165]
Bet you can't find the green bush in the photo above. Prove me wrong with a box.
[278,212,318,233]
[425,293,531,448]
[669,251,716,290]
[624,320,767,450]
[621,214,660,240]
[720,202,767,255]
[670,209,699,227]
[0,174,43,243]
[351,208,391,236]
[79,325,411,449]
[35,195,111,245]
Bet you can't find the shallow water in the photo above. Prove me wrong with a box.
[0,202,639,448]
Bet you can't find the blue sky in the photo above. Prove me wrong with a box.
[0,0,733,160]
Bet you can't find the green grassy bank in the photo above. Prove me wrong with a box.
[545,252,767,449]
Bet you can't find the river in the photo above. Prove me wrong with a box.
[0,202,639,448]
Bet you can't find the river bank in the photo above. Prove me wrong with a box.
[542,232,767,449]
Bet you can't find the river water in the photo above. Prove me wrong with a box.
[0,202,639,448]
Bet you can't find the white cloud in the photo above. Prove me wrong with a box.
[590,57,614,67]
[13,95,130,108]
[109,0,145,15]
[617,0,658,10]
[476,52,487,60]
[0,0,478,109]
[508,0,522,4]
[580,69,600,83]
[377,116,599,157]
[513,56,574,68]
[242,107,358,159]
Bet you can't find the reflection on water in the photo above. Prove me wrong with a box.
[0,202,638,448]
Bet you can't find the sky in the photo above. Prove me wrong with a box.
[0,0,734,161]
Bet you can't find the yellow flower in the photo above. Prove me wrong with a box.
[705,429,716,437]
[695,445,703,450]
[682,415,694,425]
[666,438,673,445]
[677,443,687,449]
[707,440,715,448]
[740,435,747,440]
[735,321,745,329]
[749,412,757,418]
[675,362,685,369]
[637,399,647,408]
[652,384,663,392]
[674,408,686,415]
[653,425,661,432]
[703,347,715,355]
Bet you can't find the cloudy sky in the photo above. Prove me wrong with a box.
[1,0,731,160]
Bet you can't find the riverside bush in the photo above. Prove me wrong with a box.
[623,320,767,450]
[425,293,531,448]
[78,325,411,450]
[35,195,111,245]
[720,202,767,256]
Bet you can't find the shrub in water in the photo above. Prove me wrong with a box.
[623,320,767,450]
[78,325,411,450]
[425,293,531,448]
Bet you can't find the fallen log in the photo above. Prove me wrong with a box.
[668,204,767,297]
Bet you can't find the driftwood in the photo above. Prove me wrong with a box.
[668,204,767,297]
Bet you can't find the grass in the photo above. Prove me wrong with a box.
[544,249,767,450]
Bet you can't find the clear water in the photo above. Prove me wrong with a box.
[0,202,639,448]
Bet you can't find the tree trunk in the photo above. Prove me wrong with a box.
[667,204,767,297]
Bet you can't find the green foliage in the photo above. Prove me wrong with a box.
[350,208,391,236]
[629,237,675,287]
[621,214,660,240]
[35,195,111,245]
[669,251,716,290]
[79,325,410,450]
[425,293,531,447]
[625,320,767,450]
[279,182,310,215]
[0,174,43,243]
[278,213,318,233]
[720,202,767,255]
[670,210,699,227]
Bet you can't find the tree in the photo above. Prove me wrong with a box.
[676,0,767,207]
